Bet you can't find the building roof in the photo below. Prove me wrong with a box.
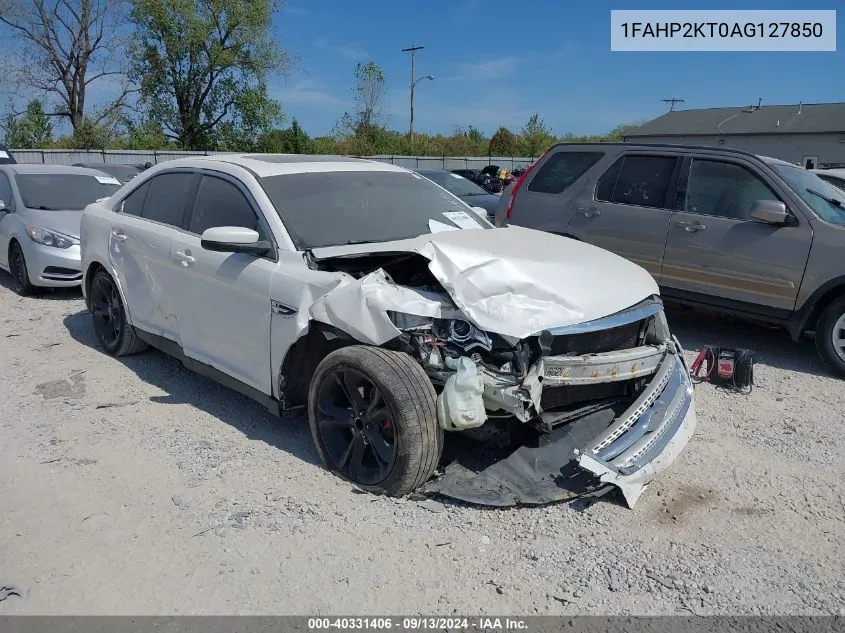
[624,102,845,137]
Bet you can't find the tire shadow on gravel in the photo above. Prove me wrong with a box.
[0,272,84,301]
[62,309,321,467]
[665,306,834,379]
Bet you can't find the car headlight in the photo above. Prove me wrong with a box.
[25,226,79,249]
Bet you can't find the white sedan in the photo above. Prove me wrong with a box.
[79,154,697,506]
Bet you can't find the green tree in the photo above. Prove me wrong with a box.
[333,61,388,154]
[123,118,171,149]
[257,118,312,153]
[129,0,292,150]
[488,126,517,156]
[519,113,554,157]
[3,100,53,147]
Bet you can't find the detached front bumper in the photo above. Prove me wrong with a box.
[575,350,696,506]
[428,342,697,508]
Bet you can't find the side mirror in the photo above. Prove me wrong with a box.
[470,206,488,218]
[750,200,789,225]
[200,226,271,255]
[0,200,6,211]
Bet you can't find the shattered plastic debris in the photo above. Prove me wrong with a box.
[436,357,487,431]
[423,408,616,507]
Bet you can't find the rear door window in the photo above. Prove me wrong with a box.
[596,155,678,209]
[527,151,604,194]
[140,172,195,228]
[120,179,152,216]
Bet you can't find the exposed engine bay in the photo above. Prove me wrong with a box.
[307,244,697,508]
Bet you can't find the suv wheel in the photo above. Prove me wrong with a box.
[89,269,149,356]
[815,295,845,376]
[308,345,443,497]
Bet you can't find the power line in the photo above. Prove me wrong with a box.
[662,98,685,112]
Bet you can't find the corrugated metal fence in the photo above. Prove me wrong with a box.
[7,149,537,171]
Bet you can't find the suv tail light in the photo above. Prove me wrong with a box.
[505,150,548,218]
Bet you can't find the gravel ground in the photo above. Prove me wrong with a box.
[1,275,844,616]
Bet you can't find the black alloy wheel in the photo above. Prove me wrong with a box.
[315,366,397,486]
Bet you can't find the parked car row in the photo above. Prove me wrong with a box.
[495,142,845,375]
[0,152,700,508]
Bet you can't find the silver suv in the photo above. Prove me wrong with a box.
[496,143,845,375]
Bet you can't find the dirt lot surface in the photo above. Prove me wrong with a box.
[1,276,844,616]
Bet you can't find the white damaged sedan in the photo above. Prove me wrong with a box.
[79,154,696,507]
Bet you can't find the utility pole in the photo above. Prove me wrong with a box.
[662,98,685,112]
[402,44,425,154]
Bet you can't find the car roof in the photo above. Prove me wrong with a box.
[544,141,794,166]
[1,163,116,176]
[151,153,410,178]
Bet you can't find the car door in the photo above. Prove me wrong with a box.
[169,171,277,394]
[0,170,15,269]
[109,170,198,339]
[660,155,814,315]
[565,153,681,281]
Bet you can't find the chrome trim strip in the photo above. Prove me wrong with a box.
[540,299,663,336]
[541,344,665,385]
[589,353,675,454]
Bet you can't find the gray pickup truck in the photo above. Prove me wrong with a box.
[496,143,845,375]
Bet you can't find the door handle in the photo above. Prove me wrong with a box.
[576,206,600,218]
[674,220,706,232]
[175,251,195,266]
[111,229,127,242]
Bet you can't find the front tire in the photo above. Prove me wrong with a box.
[308,345,443,497]
[816,296,845,376]
[89,269,149,356]
[9,242,36,296]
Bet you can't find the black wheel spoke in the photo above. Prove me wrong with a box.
[367,430,393,468]
[365,388,384,418]
[347,435,367,480]
[335,369,366,410]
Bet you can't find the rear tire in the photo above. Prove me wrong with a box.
[9,242,36,296]
[308,345,442,497]
[816,296,845,376]
[89,269,149,357]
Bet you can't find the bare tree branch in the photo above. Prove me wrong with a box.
[0,0,134,131]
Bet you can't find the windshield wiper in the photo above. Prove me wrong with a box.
[32,205,59,210]
[345,239,383,245]
[807,188,844,208]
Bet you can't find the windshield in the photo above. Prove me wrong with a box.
[15,174,122,210]
[418,171,489,197]
[259,170,491,249]
[774,165,845,226]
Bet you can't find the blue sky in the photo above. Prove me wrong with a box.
[271,0,843,137]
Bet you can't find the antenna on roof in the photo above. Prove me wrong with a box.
[662,98,685,112]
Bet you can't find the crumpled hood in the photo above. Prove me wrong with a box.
[23,208,83,239]
[309,226,659,342]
